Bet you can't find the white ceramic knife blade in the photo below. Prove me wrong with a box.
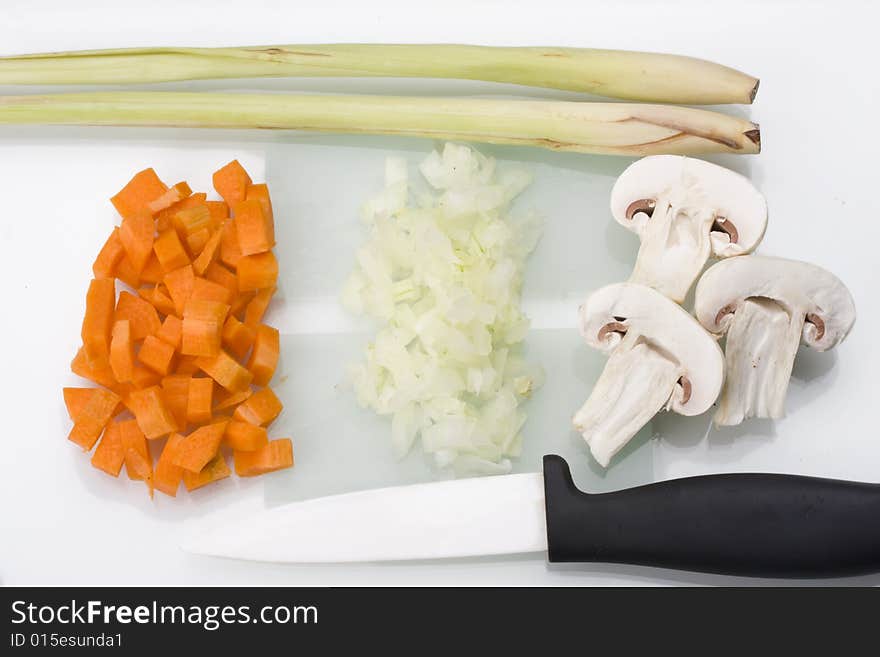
[181,472,548,562]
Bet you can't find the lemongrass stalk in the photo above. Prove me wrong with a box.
[0,92,760,156]
[0,44,759,105]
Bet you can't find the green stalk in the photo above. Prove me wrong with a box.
[0,44,759,105]
[0,92,760,156]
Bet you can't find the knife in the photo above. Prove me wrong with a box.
[182,454,880,577]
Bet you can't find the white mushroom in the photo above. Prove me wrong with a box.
[694,255,856,426]
[574,282,724,466]
[610,155,768,303]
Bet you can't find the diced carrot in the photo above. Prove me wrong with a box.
[119,210,155,274]
[244,286,275,326]
[71,347,119,390]
[191,276,233,305]
[181,299,229,357]
[221,315,256,359]
[237,252,278,292]
[64,387,111,421]
[111,168,167,220]
[139,252,164,284]
[213,160,252,207]
[125,448,154,497]
[183,453,231,492]
[156,192,207,232]
[68,388,121,451]
[154,433,186,497]
[131,365,161,390]
[233,387,282,427]
[174,205,212,237]
[205,262,238,299]
[220,219,243,269]
[127,386,177,439]
[186,377,213,425]
[156,315,182,350]
[153,228,190,272]
[148,181,192,214]
[115,290,161,341]
[173,421,228,472]
[175,355,200,375]
[231,291,255,319]
[213,388,252,414]
[81,278,116,364]
[139,285,176,317]
[206,200,229,227]
[163,264,195,316]
[192,228,223,276]
[246,183,274,223]
[91,420,125,477]
[224,421,268,452]
[119,418,149,462]
[234,438,293,477]
[160,375,190,430]
[196,350,253,393]
[234,199,275,256]
[247,324,280,387]
[93,228,125,279]
[114,256,141,289]
[109,319,135,383]
[186,227,211,256]
[139,335,176,376]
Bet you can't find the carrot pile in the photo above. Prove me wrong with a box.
[64,161,293,498]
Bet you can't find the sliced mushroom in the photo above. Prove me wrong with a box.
[694,255,856,426]
[610,155,768,303]
[574,283,724,467]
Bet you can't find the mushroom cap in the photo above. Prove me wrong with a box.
[578,282,724,415]
[694,255,856,351]
[610,155,768,257]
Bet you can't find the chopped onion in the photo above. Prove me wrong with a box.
[343,143,544,476]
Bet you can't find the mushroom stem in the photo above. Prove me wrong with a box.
[628,196,715,303]
[715,298,804,426]
[0,92,761,156]
[573,336,681,467]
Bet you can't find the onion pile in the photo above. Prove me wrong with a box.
[342,144,543,475]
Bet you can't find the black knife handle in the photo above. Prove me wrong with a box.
[542,454,880,577]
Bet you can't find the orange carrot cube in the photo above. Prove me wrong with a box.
[224,421,269,452]
[91,421,125,477]
[115,290,161,341]
[237,252,278,292]
[139,335,176,376]
[68,388,121,451]
[183,453,231,491]
[93,228,125,279]
[81,278,116,364]
[233,387,282,427]
[196,350,253,392]
[127,386,177,439]
[247,324,280,387]
[213,160,252,207]
[173,421,228,472]
[234,438,293,477]
[163,264,195,316]
[221,315,256,359]
[186,377,214,425]
[153,228,190,273]
[234,199,275,256]
[160,375,190,430]
[111,168,167,220]
[109,319,135,383]
[154,433,186,497]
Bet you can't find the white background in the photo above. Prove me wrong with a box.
[1,0,879,586]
